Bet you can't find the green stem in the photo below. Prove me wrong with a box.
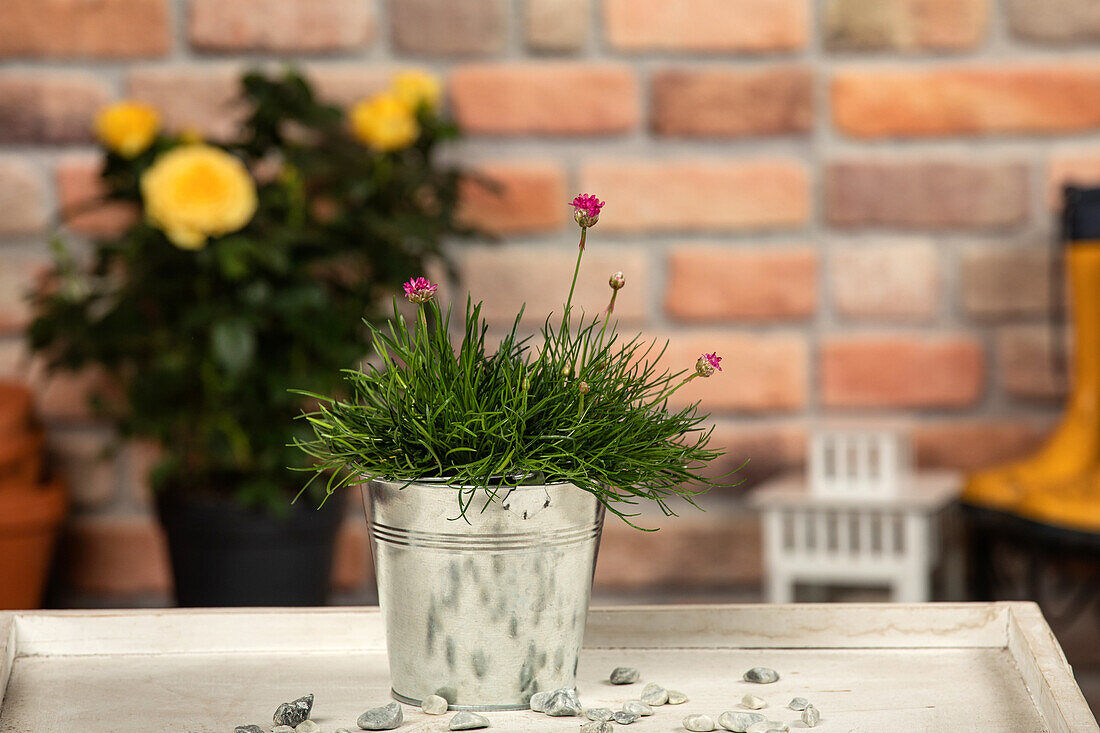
[654,373,697,405]
[560,228,586,336]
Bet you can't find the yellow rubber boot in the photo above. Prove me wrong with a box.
[963,242,1100,512]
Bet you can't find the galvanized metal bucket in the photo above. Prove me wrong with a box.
[363,478,605,710]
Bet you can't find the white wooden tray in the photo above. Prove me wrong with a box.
[0,603,1094,732]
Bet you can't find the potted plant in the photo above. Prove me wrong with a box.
[296,196,732,709]
[28,68,474,606]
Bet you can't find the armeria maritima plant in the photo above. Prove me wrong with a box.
[295,194,739,527]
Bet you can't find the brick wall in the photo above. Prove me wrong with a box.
[0,0,1086,605]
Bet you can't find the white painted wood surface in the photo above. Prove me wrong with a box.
[0,604,1093,732]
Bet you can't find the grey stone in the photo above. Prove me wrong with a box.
[274,694,315,727]
[529,690,552,712]
[788,697,809,711]
[609,666,639,685]
[801,705,821,727]
[296,722,321,733]
[622,701,653,717]
[584,708,614,722]
[357,701,403,730]
[274,727,296,733]
[743,667,779,684]
[611,710,639,725]
[335,729,354,733]
[666,689,688,705]
[423,694,449,715]
[543,688,582,716]
[745,722,787,733]
[718,711,766,732]
[236,727,264,733]
[639,682,668,706]
[684,714,716,732]
[740,694,766,710]
[580,722,614,733]
[449,711,491,730]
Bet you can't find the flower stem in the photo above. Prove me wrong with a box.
[561,228,586,335]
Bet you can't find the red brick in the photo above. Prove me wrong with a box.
[706,420,807,487]
[47,429,119,509]
[0,74,110,144]
[190,0,372,52]
[656,331,808,413]
[0,158,47,236]
[1048,152,1100,208]
[833,67,1100,137]
[62,517,172,595]
[0,0,170,58]
[332,518,371,591]
[392,0,507,56]
[652,67,812,138]
[450,64,638,135]
[0,248,48,335]
[580,160,809,232]
[458,245,649,329]
[997,325,1066,401]
[912,420,1051,471]
[665,246,816,322]
[826,160,1028,229]
[526,0,589,51]
[1007,0,1100,43]
[56,155,139,239]
[596,507,762,589]
[825,0,987,51]
[127,67,245,140]
[961,246,1052,320]
[604,0,807,52]
[831,240,940,322]
[306,66,394,107]
[822,335,985,409]
[458,161,568,235]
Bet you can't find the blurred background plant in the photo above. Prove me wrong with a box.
[27,68,474,514]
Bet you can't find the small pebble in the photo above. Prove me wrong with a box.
[666,689,689,705]
[787,697,809,711]
[274,694,315,727]
[718,711,765,732]
[740,694,766,710]
[357,701,403,731]
[544,688,583,717]
[745,722,787,733]
[449,711,491,730]
[622,701,653,717]
[683,714,717,732]
[585,708,615,722]
[580,722,614,733]
[801,705,821,727]
[610,666,640,685]
[235,727,264,733]
[530,690,552,712]
[274,727,295,733]
[335,730,354,733]
[640,682,668,706]
[423,694,449,715]
[743,667,779,684]
[296,722,321,733]
[612,710,639,725]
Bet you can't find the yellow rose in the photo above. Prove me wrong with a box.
[140,145,258,250]
[392,70,442,112]
[94,101,160,158]
[350,93,419,152]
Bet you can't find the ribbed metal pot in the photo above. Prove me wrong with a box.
[363,478,605,711]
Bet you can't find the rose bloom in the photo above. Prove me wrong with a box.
[140,144,258,250]
[351,93,420,152]
[95,101,160,158]
[392,70,442,112]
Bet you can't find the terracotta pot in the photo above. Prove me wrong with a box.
[0,479,66,609]
[0,381,32,438]
[0,430,44,492]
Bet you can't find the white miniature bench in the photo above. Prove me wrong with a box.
[751,429,961,603]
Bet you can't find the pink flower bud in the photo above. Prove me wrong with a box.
[609,271,625,290]
[571,193,604,228]
[402,276,438,304]
[578,381,590,395]
[695,352,722,378]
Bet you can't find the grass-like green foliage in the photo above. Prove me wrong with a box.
[296,237,738,527]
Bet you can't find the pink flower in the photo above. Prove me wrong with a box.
[571,193,604,228]
[695,352,722,378]
[609,271,625,290]
[402,276,438,304]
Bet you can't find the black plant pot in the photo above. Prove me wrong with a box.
[157,491,344,607]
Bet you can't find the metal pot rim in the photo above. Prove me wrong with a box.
[367,474,572,491]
